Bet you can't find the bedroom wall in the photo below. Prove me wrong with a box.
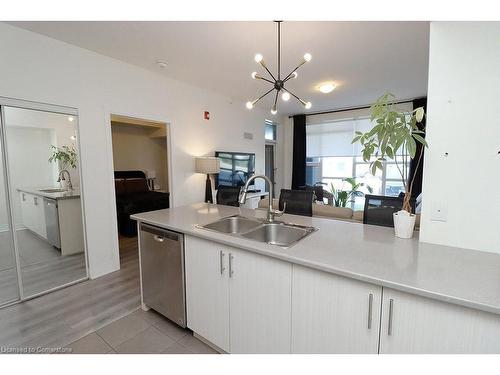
[0,22,271,278]
[111,123,169,191]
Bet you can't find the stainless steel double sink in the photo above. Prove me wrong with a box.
[198,215,317,248]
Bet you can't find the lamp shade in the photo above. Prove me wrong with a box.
[195,157,220,174]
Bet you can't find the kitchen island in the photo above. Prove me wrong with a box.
[132,203,500,354]
[17,187,84,255]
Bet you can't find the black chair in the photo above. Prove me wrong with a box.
[363,194,416,227]
[216,186,241,207]
[279,189,313,217]
[298,184,325,202]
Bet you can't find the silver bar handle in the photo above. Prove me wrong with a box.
[219,250,225,275]
[228,253,234,278]
[153,235,164,243]
[33,196,38,206]
[368,293,373,329]
[22,193,26,201]
[388,298,394,336]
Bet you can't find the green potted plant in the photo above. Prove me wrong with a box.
[48,145,78,189]
[352,93,427,238]
[329,177,373,208]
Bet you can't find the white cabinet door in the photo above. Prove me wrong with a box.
[291,265,382,353]
[19,191,33,229]
[184,235,230,352]
[228,248,292,353]
[379,288,500,353]
[32,195,47,238]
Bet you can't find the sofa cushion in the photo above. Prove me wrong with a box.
[258,198,279,210]
[352,210,364,222]
[126,178,149,193]
[313,204,353,220]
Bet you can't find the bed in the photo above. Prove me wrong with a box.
[114,171,170,236]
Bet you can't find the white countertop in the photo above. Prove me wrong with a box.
[17,187,81,200]
[131,203,500,316]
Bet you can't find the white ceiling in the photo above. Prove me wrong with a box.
[9,21,430,116]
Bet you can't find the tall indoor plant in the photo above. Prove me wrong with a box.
[352,93,427,238]
[48,145,78,189]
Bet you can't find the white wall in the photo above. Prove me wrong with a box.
[420,22,500,254]
[0,23,270,278]
[111,123,169,191]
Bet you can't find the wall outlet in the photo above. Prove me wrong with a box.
[431,202,448,222]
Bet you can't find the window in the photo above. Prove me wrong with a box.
[305,107,411,210]
[265,120,277,142]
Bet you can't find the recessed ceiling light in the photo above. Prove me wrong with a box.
[67,116,74,122]
[156,60,167,69]
[318,82,336,94]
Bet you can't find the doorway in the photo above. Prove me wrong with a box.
[265,143,276,198]
[109,114,171,257]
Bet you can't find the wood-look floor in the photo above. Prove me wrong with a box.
[0,236,141,350]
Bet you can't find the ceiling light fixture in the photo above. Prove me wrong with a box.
[156,60,167,69]
[319,82,336,94]
[246,21,312,115]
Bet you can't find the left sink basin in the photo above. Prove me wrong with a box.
[201,215,262,234]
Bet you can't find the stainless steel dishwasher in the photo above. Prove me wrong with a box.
[139,223,186,327]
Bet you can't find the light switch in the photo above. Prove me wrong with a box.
[431,202,448,222]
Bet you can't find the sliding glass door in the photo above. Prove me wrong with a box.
[0,100,88,307]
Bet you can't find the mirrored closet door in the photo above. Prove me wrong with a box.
[0,116,20,306]
[0,101,88,306]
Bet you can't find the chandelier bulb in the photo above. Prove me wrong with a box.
[246,101,254,109]
[291,71,298,79]
[281,92,290,101]
[303,53,312,62]
[254,53,264,63]
[271,106,277,115]
[304,101,312,109]
[251,72,258,79]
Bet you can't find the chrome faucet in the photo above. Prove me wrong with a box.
[239,174,285,222]
[57,169,73,190]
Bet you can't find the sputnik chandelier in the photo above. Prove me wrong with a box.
[246,21,312,115]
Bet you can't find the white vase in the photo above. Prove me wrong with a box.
[393,211,416,239]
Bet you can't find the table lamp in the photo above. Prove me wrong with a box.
[195,157,220,203]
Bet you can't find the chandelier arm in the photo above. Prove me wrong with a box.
[260,62,277,81]
[252,87,275,105]
[273,90,279,107]
[282,87,307,105]
[283,60,307,82]
[255,76,275,84]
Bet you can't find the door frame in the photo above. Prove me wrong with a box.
[104,110,174,261]
[0,96,90,307]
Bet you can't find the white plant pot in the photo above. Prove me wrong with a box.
[393,211,416,239]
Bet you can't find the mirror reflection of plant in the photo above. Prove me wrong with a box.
[352,93,427,213]
[48,145,78,170]
[329,177,373,208]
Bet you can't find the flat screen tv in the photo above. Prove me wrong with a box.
[215,151,255,189]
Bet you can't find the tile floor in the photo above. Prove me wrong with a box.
[65,308,219,354]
